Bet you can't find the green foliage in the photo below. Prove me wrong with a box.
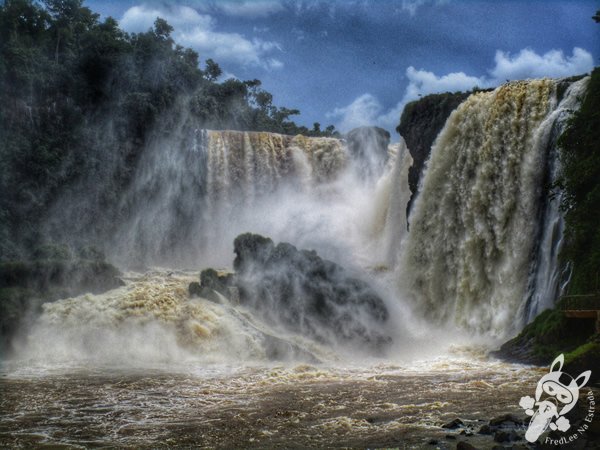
[204,58,222,82]
[564,338,600,383]
[522,307,593,361]
[564,341,599,364]
[557,67,600,295]
[498,304,597,365]
[0,0,338,260]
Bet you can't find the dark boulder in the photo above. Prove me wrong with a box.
[188,269,235,303]
[492,431,510,443]
[489,414,523,427]
[477,424,491,435]
[442,418,464,429]
[233,233,275,272]
[200,268,233,295]
[188,282,202,297]
[232,233,391,351]
[397,91,471,218]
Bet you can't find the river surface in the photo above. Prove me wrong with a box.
[0,356,551,449]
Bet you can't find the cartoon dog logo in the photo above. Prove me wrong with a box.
[520,354,591,443]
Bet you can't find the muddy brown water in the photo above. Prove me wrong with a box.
[4,358,594,448]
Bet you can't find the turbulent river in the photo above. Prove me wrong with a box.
[0,358,545,448]
[0,272,586,448]
[0,269,545,448]
[1,78,594,448]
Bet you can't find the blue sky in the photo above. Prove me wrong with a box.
[87,0,599,135]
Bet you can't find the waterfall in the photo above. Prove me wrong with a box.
[523,78,590,321]
[108,129,347,267]
[369,138,413,267]
[398,78,589,337]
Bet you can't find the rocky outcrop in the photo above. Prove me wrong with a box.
[492,305,599,383]
[192,233,391,352]
[233,233,391,351]
[189,268,236,303]
[0,249,123,355]
[397,92,470,216]
[345,126,390,178]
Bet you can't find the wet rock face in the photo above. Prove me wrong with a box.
[232,233,391,351]
[397,92,470,216]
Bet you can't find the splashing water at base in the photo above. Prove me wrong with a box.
[13,271,341,367]
[3,78,595,448]
[398,78,589,337]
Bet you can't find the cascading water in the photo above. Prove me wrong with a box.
[398,78,590,338]
[109,129,347,267]
[523,78,590,322]
[5,77,594,448]
[16,124,416,365]
[16,76,590,367]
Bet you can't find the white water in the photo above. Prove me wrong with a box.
[12,77,590,368]
[14,132,425,366]
[523,78,590,321]
[398,78,589,338]
[110,130,349,267]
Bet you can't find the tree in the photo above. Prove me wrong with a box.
[204,58,222,81]
[254,90,273,111]
[0,0,339,260]
[153,17,173,40]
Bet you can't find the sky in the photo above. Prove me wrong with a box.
[87,0,599,136]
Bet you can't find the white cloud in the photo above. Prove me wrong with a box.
[403,66,485,101]
[214,1,284,18]
[327,47,593,134]
[326,68,484,133]
[120,4,283,70]
[120,5,212,32]
[489,47,594,82]
[326,94,384,132]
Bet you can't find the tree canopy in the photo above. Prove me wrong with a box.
[0,0,339,259]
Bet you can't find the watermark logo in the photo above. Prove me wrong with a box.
[519,354,593,444]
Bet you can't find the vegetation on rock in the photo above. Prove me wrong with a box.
[557,67,600,295]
